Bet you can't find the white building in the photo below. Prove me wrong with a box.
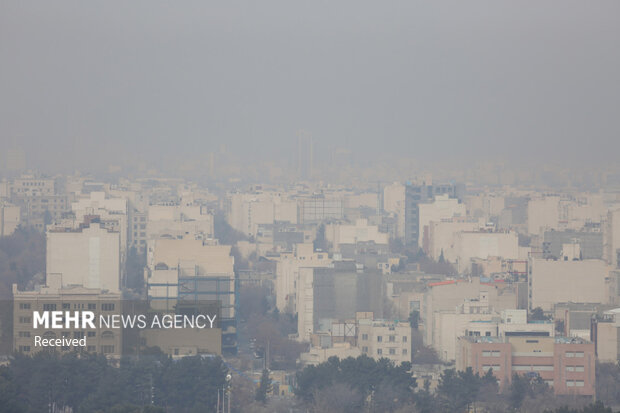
[47,222,121,292]
[0,202,20,236]
[72,191,129,263]
[325,219,389,251]
[605,208,620,268]
[357,318,412,364]
[529,257,611,312]
[449,231,520,273]
[228,192,297,237]
[276,243,332,314]
[383,183,406,239]
[528,196,560,236]
[418,194,466,247]
[425,217,482,260]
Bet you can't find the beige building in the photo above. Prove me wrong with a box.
[71,192,128,263]
[299,342,362,365]
[275,243,332,314]
[140,328,221,358]
[423,278,521,350]
[529,257,611,312]
[425,217,482,260]
[145,237,236,353]
[47,222,121,293]
[592,308,620,363]
[12,274,122,359]
[0,202,20,236]
[383,182,406,239]
[605,208,620,268]
[8,175,55,197]
[418,194,466,247]
[358,318,412,364]
[146,204,214,241]
[325,219,388,252]
[528,196,561,236]
[228,192,297,237]
[450,231,520,273]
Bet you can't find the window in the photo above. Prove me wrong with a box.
[18,331,30,337]
[74,332,85,339]
[19,317,31,324]
[576,366,584,372]
[533,365,553,371]
[402,349,408,355]
[87,331,96,337]
[575,352,584,358]
[101,331,115,339]
[19,303,31,310]
[62,303,70,310]
[483,365,500,372]
[389,335,395,342]
[174,348,179,356]
[403,336,407,343]
[88,303,96,310]
[19,345,31,352]
[576,380,584,387]
[87,345,96,352]
[362,346,368,353]
[102,303,115,311]
[485,332,491,336]
[377,349,382,355]
[102,345,115,354]
[377,336,382,342]
[362,334,368,340]
[43,304,56,311]
[389,348,396,355]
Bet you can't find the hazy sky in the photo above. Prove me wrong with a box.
[1,1,619,171]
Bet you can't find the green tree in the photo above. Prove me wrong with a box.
[255,369,272,403]
[408,310,419,329]
[529,307,550,321]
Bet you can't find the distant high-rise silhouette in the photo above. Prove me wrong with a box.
[297,130,313,181]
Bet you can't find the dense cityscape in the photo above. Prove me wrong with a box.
[2,1,620,412]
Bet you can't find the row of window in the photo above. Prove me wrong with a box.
[362,347,408,356]
[482,350,501,357]
[484,365,586,373]
[18,345,115,354]
[19,303,116,311]
[361,334,408,343]
[513,365,554,372]
[565,351,585,358]
[566,380,585,387]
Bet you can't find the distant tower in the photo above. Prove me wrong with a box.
[297,130,313,181]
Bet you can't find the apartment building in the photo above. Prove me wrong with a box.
[47,221,121,293]
[145,237,236,353]
[357,318,412,364]
[529,256,611,312]
[12,274,122,359]
[457,335,595,396]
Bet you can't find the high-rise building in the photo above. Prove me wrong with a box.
[297,130,313,181]
[404,182,461,248]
